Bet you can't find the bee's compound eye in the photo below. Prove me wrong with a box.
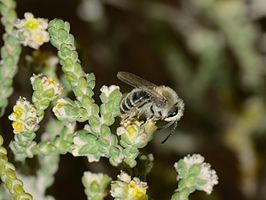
[167,109,177,118]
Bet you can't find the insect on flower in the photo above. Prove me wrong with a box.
[117,72,184,143]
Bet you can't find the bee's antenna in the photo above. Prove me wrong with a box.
[161,121,178,144]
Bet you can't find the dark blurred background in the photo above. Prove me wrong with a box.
[1,0,266,199]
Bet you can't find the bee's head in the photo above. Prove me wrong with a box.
[160,99,184,144]
[155,86,184,122]
[164,99,185,122]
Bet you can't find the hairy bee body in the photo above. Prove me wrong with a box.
[120,86,184,122]
[118,72,184,122]
[120,88,150,115]
[117,72,184,143]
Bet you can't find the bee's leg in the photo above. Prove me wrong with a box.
[144,117,154,125]
[120,114,131,125]
[136,108,144,119]
[120,109,139,125]
[144,117,159,129]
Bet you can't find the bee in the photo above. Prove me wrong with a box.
[117,72,184,143]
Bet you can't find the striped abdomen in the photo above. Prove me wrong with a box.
[120,89,150,114]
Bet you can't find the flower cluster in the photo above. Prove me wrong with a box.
[82,171,111,200]
[111,171,148,200]
[15,12,49,49]
[8,74,63,161]
[8,97,39,134]
[116,119,157,167]
[72,130,102,162]
[31,74,63,113]
[53,98,80,121]
[171,154,218,200]
[100,85,121,125]
[176,154,218,194]
[117,119,157,149]
[31,74,62,97]
[71,85,124,166]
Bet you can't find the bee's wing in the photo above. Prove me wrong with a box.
[117,71,166,106]
[117,72,157,88]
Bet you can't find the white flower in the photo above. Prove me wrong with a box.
[52,98,68,118]
[174,154,219,195]
[15,12,49,49]
[198,162,219,194]
[182,154,205,168]
[117,119,156,148]
[111,171,148,200]
[116,126,126,136]
[117,171,131,183]
[83,171,110,185]
[71,136,86,156]
[82,171,111,194]
[100,85,119,97]
[8,97,38,134]
[31,74,63,96]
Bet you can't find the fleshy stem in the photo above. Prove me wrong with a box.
[16,119,66,200]
[10,74,62,161]
[0,134,32,200]
[9,130,37,162]
[48,19,97,109]
[31,122,75,156]
[48,19,99,123]
[48,19,125,166]
[71,86,124,166]
[0,0,22,116]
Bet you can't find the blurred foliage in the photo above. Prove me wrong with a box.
[1,0,266,199]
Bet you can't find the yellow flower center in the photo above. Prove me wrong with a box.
[24,18,39,30]
[12,121,25,134]
[13,105,24,119]
[128,181,148,200]
[43,78,56,89]
[126,125,137,137]
[129,180,136,188]
[29,107,36,115]
[33,35,46,44]
[48,78,56,85]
